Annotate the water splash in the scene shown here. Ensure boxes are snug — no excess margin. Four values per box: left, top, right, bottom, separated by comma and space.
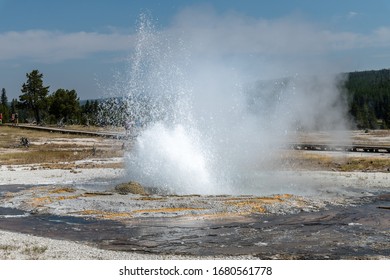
125, 123, 218, 194
107, 14, 349, 195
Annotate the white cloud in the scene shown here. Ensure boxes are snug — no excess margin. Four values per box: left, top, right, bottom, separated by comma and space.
347, 11, 359, 19
167, 8, 390, 57
1, 8, 390, 68
323, 26, 390, 51
0, 30, 134, 62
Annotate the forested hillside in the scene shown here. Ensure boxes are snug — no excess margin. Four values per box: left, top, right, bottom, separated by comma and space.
1, 69, 390, 129
344, 69, 390, 129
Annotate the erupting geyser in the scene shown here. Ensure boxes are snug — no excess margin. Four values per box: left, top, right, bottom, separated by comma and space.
104, 13, 349, 195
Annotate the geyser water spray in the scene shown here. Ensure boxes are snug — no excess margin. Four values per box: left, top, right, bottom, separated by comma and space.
117, 15, 223, 195
107, 14, 349, 195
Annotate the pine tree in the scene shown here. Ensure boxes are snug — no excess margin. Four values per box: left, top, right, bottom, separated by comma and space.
19, 70, 50, 124
49, 88, 80, 123
1, 88, 8, 105
1, 88, 9, 122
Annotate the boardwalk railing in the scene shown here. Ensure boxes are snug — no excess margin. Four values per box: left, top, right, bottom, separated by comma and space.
4, 124, 127, 139
289, 143, 390, 153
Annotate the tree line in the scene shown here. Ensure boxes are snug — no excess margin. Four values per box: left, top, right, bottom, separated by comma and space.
1, 70, 99, 126
1, 68, 390, 129
344, 69, 390, 129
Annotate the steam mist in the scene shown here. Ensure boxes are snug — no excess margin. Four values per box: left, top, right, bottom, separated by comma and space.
107, 10, 350, 195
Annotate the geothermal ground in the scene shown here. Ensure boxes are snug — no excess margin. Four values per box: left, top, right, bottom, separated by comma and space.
0, 126, 389, 259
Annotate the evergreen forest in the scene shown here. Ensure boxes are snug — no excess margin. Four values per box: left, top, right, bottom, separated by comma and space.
0, 68, 390, 130
344, 69, 390, 129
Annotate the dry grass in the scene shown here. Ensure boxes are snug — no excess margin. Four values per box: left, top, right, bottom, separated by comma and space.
0, 126, 124, 166
0, 150, 95, 165
337, 157, 390, 172
282, 152, 335, 170
292, 130, 390, 146
0, 126, 86, 142
283, 151, 390, 172
39, 160, 124, 170
62, 125, 126, 133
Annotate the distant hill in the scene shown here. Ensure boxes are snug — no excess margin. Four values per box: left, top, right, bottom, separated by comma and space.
344, 69, 390, 129
6, 69, 388, 129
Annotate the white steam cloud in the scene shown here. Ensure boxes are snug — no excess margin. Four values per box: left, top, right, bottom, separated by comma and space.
115, 9, 351, 195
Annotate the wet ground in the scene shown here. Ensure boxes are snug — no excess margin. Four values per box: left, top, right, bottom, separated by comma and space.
101, 195, 390, 259
1, 128, 389, 259
0, 188, 389, 259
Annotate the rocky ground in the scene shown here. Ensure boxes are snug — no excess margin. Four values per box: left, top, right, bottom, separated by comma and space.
1, 167, 389, 259
0, 127, 389, 259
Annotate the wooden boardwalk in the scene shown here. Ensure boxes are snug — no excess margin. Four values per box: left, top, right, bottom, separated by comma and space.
4, 124, 127, 139
5, 124, 390, 153
289, 143, 390, 153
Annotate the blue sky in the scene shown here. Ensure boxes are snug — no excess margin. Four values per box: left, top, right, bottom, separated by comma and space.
1, 0, 390, 100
